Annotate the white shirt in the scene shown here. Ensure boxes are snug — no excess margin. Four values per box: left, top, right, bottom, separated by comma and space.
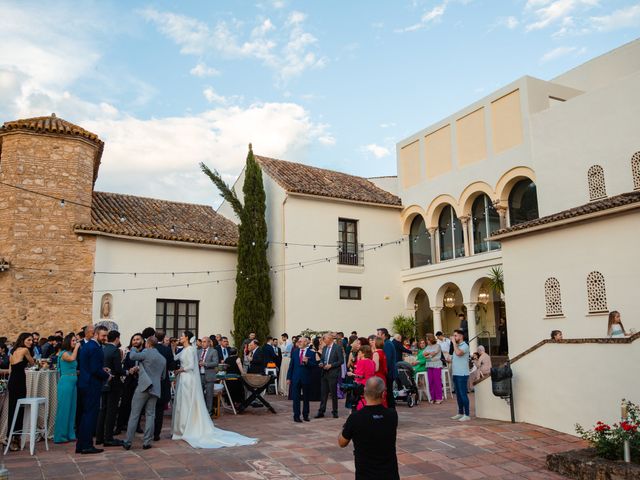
323, 344, 333, 364
199, 348, 208, 374
437, 338, 451, 359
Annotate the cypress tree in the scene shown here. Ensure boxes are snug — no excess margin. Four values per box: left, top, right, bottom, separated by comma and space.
200, 145, 272, 346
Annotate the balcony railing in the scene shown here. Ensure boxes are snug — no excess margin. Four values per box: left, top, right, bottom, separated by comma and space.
337, 242, 364, 266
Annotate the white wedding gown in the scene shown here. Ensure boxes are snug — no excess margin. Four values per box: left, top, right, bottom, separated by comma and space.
171, 345, 257, 448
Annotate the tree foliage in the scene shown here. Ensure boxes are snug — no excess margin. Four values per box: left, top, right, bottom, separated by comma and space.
200, 145, 272, 346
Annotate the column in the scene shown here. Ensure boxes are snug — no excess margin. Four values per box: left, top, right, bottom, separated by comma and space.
428, 227, 437, 264
465, 302, 478, 351
432, 307, 443, 335
459, 215, 470, 257
495, 204, 508, 229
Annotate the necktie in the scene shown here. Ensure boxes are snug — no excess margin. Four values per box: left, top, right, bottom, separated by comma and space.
299, 349, 304, 363
201, 349, 206, 362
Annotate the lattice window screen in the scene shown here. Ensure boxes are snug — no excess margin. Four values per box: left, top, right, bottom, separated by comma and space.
587, 165, 607, 201
586, 271, 608, 313
544, 277, 563, 316
632, 152, 640, 190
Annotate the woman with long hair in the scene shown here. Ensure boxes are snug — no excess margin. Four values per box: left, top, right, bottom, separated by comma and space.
607, 311, 629, 338
54, 333, 80, 443
6, 332, 35, 450
424, 333, 444, 404
371, 336, 388, 408
171, 330, 256, 448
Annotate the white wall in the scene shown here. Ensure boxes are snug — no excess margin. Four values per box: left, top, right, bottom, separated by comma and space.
501, 210, 640, 357
531, 70, 640, 216
280, 195, 404, 336
475, 338, 640, 435
92, 235, 237, 342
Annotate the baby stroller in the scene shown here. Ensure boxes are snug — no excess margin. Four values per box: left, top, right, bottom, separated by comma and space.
394, 361, 419, 407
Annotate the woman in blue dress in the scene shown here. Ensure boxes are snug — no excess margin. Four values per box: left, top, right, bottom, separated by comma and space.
54, 333, 80, 443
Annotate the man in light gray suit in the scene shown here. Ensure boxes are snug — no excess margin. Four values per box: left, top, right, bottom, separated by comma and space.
122, 336, 166, 450
198, 337, 219, 415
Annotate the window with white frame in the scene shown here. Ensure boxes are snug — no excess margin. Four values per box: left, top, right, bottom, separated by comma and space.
632, 152, 640, 190
587, 165, 607, 201
544, 277, 563, 317
586, 271, 608, 313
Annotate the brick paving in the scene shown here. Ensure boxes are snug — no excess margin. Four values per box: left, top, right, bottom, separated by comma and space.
1, 395, 585, 479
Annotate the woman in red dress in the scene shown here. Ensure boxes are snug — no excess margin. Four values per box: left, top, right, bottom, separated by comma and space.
371, 336, 388, 407
348, 345, 376, 410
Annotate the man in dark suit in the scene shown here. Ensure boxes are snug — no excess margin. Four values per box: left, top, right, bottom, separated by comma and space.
377, 328, 397, 409
262, 336, 278, 367
76, 325, 110, 454
197, 337, 219, 415
96, 330, 125, 446
271, 338, 282, 371
154, 331, 175, 441
315, 333, 345, 419
287, 337, 317, 422
247, 339, 265, 374
215, 336, 230, 362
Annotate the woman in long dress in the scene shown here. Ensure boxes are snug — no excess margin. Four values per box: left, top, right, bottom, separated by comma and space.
171, 331, 256, 449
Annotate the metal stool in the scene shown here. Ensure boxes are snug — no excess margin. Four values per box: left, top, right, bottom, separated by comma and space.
4, 397, 49, 456
441, 369, 452, 400
414, 371, 430, 402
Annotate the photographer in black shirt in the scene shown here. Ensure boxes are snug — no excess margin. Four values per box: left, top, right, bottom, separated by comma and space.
338, 376, 399, 480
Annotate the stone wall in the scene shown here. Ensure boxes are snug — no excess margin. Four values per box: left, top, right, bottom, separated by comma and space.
0, 131, 97, 338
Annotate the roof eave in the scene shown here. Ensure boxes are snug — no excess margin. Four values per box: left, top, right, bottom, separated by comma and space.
75, 228, 238, 251
490, 202, 640, 241
287, 191, 403, 209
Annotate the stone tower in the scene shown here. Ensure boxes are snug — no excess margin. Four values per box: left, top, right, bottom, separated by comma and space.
0, 114, 103, 337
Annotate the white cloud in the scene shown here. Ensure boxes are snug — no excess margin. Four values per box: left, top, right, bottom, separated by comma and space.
590, 4, 640, 31
502, 16, 520, 29
539, 45, 586, 63
525, 0, 599, 32
190, 62, 220, 77
318, 135, 336, 146
397, 1, 448, 33
203, 87, 227, 104
362, 144, 391, 159
379, 122, 396, 129
140, 8, 326, 83
84, 102, 333, 205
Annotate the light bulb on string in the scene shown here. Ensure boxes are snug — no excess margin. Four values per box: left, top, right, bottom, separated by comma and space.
60, 199, 65, 207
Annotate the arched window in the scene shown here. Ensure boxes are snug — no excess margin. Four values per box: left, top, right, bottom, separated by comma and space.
586, 271, 608, 313
438, 205, 464, 261
544, 278, 563, 317
587, 165, 607, 200
471, 194, 500, 254
632, 152, 640, 190
409, 215, 432, 267
508, 179, 539, 227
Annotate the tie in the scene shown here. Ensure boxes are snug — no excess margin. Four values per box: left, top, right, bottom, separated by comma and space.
223, 348, 227, 359
299, 349, 304, 363
201, 349, 206, 362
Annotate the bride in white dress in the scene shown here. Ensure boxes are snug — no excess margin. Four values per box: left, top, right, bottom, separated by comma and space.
171, 331, 256, 448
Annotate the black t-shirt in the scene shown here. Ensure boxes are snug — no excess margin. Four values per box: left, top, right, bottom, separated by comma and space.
341, 404, 399, 480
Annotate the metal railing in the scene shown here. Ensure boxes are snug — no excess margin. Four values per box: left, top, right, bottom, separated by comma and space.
337, 242, 364, 266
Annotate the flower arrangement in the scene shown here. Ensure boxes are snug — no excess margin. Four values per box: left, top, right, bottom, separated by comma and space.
575, 399, 640, 462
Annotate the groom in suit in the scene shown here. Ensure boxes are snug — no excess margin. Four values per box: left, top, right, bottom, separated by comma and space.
76, 325, 110, 454
315, 333, 345, 419
123, 336, 166, 450
287, 337, 317, 422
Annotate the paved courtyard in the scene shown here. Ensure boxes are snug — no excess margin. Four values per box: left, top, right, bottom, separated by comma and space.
2, 395, 584, 479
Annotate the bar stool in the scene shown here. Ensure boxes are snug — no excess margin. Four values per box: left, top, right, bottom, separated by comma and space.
441, 369, 452, 400
212, 384, 225, 418
264, 367, 278, 394
4, 397, 49, 456
415, 371, 430, 402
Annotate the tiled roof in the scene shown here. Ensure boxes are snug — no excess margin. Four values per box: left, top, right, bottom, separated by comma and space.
255, 155, 402, 207
492, 191, 640, 239
1, 114, 102, 143
75, 191, 238, 247
1, 114, 104, 184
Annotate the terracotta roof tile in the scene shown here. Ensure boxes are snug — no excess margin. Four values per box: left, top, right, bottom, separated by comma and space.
1, 114, 104, 184
492, 191, 640, 238
75, 191, 238, 247
255, 155, 402, 207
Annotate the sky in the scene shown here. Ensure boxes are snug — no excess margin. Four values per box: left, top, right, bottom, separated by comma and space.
1, 0, 639, 207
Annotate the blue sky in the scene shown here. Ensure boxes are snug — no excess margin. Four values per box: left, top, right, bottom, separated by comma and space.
1, 0, 639, 206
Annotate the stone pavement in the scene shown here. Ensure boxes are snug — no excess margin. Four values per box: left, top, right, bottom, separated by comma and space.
1, 395, 584, 479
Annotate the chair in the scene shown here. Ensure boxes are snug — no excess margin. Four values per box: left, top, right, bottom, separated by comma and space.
4, 397, 49, 456
441, 369, 452, 400
212, 384, 225, 419
237, 374, 277, 414
264, 367, 278, 394
414, 371, 430, 402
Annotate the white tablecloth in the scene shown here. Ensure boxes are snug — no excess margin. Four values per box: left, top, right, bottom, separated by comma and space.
0, 369, 58, 443
278, 357, 290, 396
